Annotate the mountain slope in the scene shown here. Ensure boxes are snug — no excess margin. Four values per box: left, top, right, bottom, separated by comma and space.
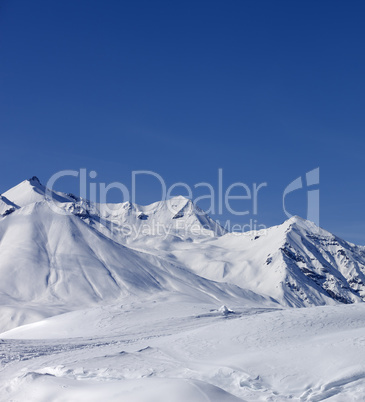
2, 299, 365, 401
1, 176, 365, 327
127, 216, 365, 307
0, 199, 272, 332
2, 176, 73, 207
2, 177, 365, 402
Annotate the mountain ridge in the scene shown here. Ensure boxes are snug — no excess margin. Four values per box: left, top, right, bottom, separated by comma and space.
1, 177, 365, 332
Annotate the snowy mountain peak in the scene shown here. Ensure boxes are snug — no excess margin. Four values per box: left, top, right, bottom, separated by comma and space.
2, 177, 75, 207
89, 196, 227, 239
2, 177, 47, 207
167, 196, 194, 216
281, 215, 330, 240
169, 195, 191, 201
286, 215, 305, 224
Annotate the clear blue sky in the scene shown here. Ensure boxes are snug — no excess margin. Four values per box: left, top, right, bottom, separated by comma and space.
1, 0, 365, 243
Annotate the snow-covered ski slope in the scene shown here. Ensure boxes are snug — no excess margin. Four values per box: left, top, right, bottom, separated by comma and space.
2, 296, 365, 401
1, 177, 365, 401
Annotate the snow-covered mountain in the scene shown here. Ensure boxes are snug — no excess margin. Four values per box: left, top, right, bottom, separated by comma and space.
1, 176, 365, 333
139, 216, 365, 307
61, 195, 228, 241
0, 178, 270, 332
2, 176, 73, 207
2, 177, 365, 401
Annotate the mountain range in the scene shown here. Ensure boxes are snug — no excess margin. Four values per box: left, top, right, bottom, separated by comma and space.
0, 176, 365, 334
2, 177, 365, 401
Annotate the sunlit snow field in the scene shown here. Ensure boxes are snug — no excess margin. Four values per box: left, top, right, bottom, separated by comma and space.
2, 296, 365, 401
1, 178, 365, 401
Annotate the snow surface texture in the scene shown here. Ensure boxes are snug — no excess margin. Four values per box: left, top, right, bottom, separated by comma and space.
1, 177, 365, 401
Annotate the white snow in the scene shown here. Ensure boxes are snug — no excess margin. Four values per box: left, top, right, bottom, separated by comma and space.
2, 297, 365, 401
1, 177, 365, 401
2, 176, 72, 207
